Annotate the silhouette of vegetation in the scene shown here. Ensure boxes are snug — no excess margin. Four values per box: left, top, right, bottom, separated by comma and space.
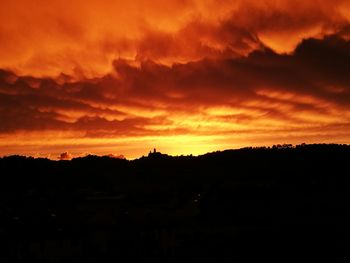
0, 144, 350, 262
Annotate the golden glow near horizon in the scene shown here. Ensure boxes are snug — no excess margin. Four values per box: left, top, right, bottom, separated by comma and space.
1, 0, 350, 159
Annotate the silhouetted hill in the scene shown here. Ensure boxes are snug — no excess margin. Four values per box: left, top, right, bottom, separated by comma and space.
1, 144, 350, 263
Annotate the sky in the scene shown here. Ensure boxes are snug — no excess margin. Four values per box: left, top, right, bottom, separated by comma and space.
1, 0, 350, 159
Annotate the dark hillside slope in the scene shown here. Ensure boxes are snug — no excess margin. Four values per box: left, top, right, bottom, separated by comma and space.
0, 144, 350, 262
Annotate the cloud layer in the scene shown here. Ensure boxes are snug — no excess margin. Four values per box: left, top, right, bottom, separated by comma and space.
0, 1, 350, 158
1, 0, 349, 78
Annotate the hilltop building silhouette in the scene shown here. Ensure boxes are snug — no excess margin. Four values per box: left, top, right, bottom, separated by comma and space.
148, 148, 162, 158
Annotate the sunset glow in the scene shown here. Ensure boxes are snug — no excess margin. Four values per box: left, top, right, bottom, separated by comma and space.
1, 0, 350, 159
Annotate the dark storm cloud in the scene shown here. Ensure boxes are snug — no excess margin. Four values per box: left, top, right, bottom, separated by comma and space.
1, 34, 350, 139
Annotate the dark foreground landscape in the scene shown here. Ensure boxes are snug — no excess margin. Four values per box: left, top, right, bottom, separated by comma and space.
1, 144, 350, 262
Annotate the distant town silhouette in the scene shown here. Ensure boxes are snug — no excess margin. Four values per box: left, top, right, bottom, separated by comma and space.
1, 144, 350, 262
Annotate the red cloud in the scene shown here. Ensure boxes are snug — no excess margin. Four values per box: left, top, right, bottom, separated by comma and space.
0, 0, 349, 78
0, 1, 350, 158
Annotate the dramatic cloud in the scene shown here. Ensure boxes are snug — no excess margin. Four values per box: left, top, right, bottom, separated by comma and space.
0, 1, 350, 158
1, 0, 349, 78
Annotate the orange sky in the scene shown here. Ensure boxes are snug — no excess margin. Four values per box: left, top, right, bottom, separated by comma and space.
1, 0, 350, 159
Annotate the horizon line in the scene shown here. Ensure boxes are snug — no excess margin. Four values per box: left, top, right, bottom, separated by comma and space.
1, 143, 349, 161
